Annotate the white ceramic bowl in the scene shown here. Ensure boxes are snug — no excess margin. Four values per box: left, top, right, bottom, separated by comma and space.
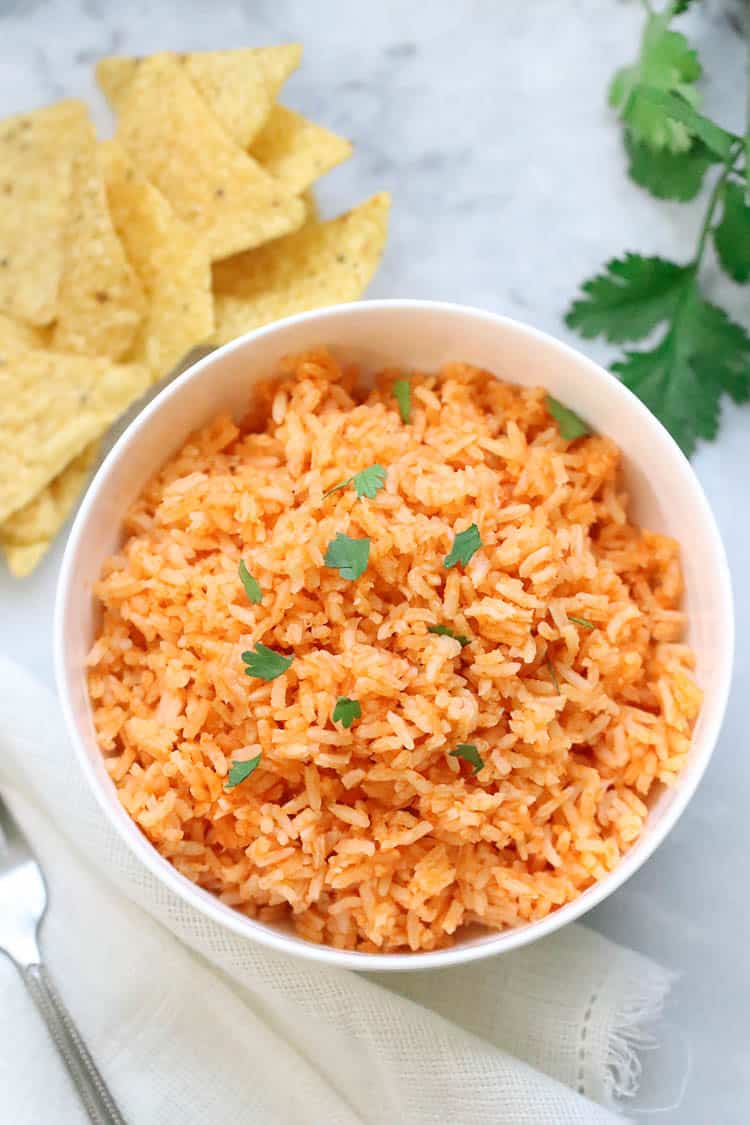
55, 300, 734, 971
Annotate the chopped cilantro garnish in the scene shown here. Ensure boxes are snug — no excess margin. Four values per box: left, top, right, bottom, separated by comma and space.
444, 523, 482, 569
428, 624, 471, 648
449, 744, 485, 774
238, 559, 262, 605
241, 643, 293, 681
226, 754, 262, 789
332, 697, 361, 729
393, 378, 411, 423
545, 395, 592, 440
324, 532, 370, 581
545, 655, 560, 691
323, 464, 387, 500
568, 615, 595, 630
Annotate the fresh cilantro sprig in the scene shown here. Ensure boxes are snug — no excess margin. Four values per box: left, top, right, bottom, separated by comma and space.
444, 524, 482, 569
238, 560, 262, 605
449, 744, 485, 774
566, 0, 750, 457
393, 378, 411, 423
323, 464, 387, 500
226, 754, 262, 789
324, 532, 371, 580
242, 643, 293, 681
545, 396, 591, 440
428, 624, 471, 647
608, 4, 703, 154
332, 697, 361, 728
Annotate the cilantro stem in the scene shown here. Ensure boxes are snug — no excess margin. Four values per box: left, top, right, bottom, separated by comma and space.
692, 144, 743, 267
646, 140, 747, 416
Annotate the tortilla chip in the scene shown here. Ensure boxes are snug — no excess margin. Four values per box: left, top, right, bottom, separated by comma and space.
302, 188, 319, 223
0, 442, 99, 576
0, 349, 149, 523
212, 193, 390, 344
114, 54, 305, 261
0, 99, 91, 325
182, 46, 301, 147
258, 44, 303, 100
250, 105, 352, 195
99, 140, 213, 378
97, 45, 301, 146
52, 121, 146, 359
0, 313, 49, 355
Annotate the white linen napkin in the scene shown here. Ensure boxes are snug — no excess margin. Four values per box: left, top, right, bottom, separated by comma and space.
0, 653, 674, 1124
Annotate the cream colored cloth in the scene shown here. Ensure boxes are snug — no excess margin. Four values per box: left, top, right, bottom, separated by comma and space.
0, 653, 672, 1124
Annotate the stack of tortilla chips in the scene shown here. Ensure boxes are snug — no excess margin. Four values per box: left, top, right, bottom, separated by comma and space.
0, 46, 390, 576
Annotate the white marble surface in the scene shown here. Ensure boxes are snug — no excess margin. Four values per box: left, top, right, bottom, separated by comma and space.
0, 0, 748, 1119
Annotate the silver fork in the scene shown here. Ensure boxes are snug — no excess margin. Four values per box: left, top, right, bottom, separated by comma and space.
0, 792, 127, 1124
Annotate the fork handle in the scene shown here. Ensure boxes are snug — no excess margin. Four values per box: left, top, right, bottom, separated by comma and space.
23, 963, 127, 1125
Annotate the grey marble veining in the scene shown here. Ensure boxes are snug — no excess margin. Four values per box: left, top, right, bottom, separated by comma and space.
0, 1, 748, 1120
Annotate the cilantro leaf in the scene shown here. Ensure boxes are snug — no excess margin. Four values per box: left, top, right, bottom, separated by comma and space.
428, 624, 471, 648
226, 754, 262, 789
685, 298, 750, 404
609, 15, 702, 153
612, 290, 750, 456
614, 336, 717, 452
238, 560, 262, 605
624, 132, 716, 202
324, 532, 370, 581
444, 524, 482, 569
568, 0, 749, 458
632, 87, 737, 160
393, 378, 411, 423
241, 643, 293, 681
565, 254, 691, 342
545, 396, 591, 440
568, 615, 595, 630
332, 697, 361, 728
323, 464, 387, 500
352, 465, 387, 499
714, 180, 750, 283
449, 744, 485, 774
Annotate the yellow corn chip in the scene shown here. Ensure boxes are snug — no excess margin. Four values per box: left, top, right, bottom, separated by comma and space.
97, 45, 301, 146
2, 541, 45, 579
250, 105, 352, 195
212, 193, 390, 344
0, 313, 49, 354
0, 443, 99, 577
0, 311, 92, 570
52, 121, 146, 359
182, 46, 301, 147
0, 99, 91, 326
302, 188, 319, 223
258, 44, 303, 100
95, 55, 139, 108
99, 140, 213, 379
114, 54, 305, 261
0, 349, 149, 523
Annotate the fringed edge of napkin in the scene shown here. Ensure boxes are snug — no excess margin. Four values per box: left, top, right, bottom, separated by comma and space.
597, 957, 679, 1110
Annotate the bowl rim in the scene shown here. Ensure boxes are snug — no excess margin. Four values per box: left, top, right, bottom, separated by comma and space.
54, 298, 735, 972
